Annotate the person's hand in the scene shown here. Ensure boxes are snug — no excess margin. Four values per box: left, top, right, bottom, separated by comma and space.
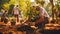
30, 22, 35, 26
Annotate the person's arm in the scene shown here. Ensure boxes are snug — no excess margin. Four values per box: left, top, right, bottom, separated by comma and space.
35, 11, 44, 24
35, 15, 44, 25
35, 7, 44, 25
12, 9, 14, 15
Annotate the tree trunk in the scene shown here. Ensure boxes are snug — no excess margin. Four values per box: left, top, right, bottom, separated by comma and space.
50, 0, 55, 23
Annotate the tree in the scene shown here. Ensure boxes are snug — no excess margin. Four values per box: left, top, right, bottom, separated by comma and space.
35, 0, 45, 7
54, 0, 60, 23
0, 0, 10, 11
18, 0, 31, 19
8, 4, 14, 15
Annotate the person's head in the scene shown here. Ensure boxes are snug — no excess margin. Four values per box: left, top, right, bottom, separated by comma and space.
32, 6, 35, 7
5, 10, 7, 13
16, 5, 18, 7
36, 6, 40, 11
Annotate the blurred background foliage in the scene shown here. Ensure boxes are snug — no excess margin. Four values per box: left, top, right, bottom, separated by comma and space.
0, 0, 60, 19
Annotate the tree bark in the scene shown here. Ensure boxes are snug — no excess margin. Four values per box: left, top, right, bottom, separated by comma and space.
50, 0, 55, 22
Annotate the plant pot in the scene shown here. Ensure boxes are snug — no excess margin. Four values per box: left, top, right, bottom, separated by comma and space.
11, 21, 16, 26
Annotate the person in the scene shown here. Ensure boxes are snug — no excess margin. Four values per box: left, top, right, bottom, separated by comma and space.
13, 5, 19, 22
25, 6, 49, 29
1, 10, 8, 23
2, 10, 7, 17
35, 6, 50, 29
